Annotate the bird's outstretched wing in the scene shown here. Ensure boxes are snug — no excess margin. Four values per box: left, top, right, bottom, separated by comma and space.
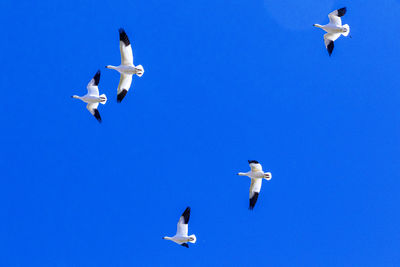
87, 70, 100, 97
116, 74, 133, 103
324, 33, 341, 56
248, 160, 263, 172
86, 103, 101, 123
119, 28, 134, 66
176, 207, 190, 236
249, 178, 262, 210
328, 7, 346, 26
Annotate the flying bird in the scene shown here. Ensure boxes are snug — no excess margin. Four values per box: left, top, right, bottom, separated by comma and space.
163, 207, 197, 248
313, 7, 350, 56
237, 160, 272, 210
71, 70, 107, 123
106, 28, 144, 103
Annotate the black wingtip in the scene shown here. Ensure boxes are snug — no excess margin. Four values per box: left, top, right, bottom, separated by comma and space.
249, 192, 259, 210
181, 207, 191, 224
93, 70, 101, 86
181, 243, 189, 248
119, 28, 130, 46
337, 7, 347, 17
248, 160, 259, 164
327, 41, 334, 56
93, 109, 102, 123
117, 89, 128, 103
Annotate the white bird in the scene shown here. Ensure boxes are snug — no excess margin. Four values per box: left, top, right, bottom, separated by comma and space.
163, 207, 197, 248
106, 28, 144, 103
71, 70, 107, 123
237, 160, 272, 210
313, 7, 350, 56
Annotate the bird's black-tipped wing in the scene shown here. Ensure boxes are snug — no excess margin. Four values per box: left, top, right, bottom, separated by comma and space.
118, 29, 134, 66
92, 70, 100, 86
93, 109, 102, 123
327, 41, 334, 56
117, 89, 128, 103
249, 178, 262, 210
181, 243, 189, 248
176, 207, 191, 236
86, 103, 102, 123
328, 7, 347, 26
337, 7, 347, 17
119, 28, 130, 46
181, 207, 191, 224
248, 160, 263, 172
87, 70, 101, 96
249, 192, 259, 210
323, 32, 340, 57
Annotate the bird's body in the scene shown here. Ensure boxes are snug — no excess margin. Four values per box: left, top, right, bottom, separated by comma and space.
238, 170, 266, 179
163, 207, 197, 248
163, 235, 194, 245
238, 160, 272, 210
106, 65, 142, 75
74, 95, 105, 104
106, 28, 144, 103
71, 70, 107, 123
313, 7, 350, 56
314, 24, 348, 34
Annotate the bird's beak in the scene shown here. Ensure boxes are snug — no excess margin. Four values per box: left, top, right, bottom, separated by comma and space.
70, 96, 74, 98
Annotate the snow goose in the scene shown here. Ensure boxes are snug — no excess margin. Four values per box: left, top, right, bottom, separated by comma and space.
71, 70, 107, 123
163, 207, 197, 248
106, 28, 144, 103
313, 7, 350, 56
237, 160, 272, 210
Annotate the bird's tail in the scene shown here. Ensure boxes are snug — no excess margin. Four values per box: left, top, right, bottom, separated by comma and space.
135, 65, 144, 77
99, 94, 107, 104
342, 24, 350, 37
264, 172, 272, 180
189, 234, 197, 243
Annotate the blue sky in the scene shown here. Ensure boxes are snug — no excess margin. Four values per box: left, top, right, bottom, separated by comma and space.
1, 0, 400, 266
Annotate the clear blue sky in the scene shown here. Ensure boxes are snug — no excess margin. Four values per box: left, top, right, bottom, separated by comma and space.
1, 0, 400, 266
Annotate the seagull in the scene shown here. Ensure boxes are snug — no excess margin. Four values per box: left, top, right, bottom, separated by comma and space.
163, 207, 197, 248
237, 160, 272, 210
313, 7, 350, 56
71, 70, 107, 123
106, 28, 144, 103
